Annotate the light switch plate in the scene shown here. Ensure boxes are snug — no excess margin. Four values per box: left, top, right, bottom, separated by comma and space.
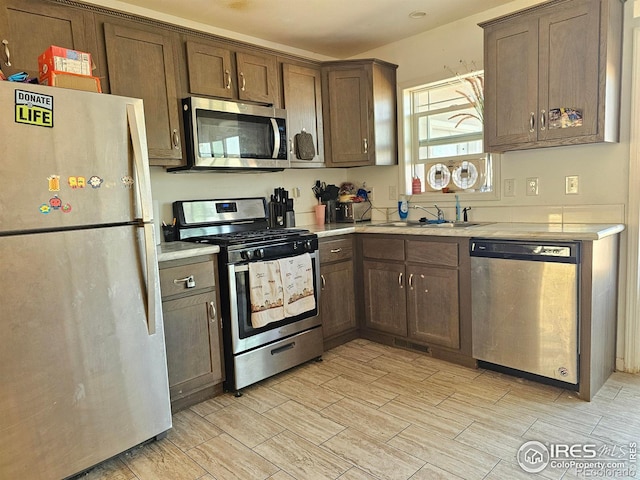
566, 175, 579, 194
504, 178, 516, 197
526, 177, 539, 196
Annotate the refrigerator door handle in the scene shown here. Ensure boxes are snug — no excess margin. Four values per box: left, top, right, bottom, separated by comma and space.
127, 103, 159, 335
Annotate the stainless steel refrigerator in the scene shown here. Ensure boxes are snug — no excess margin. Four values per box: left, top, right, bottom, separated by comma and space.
0, 82, 172, 479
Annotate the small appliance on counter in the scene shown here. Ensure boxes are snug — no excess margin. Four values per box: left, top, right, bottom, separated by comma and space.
269, 187, 295, 228
336, 201, 372, 223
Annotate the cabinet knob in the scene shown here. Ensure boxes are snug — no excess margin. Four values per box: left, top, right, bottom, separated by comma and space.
172, 129, 180, 149
1, 39, 10, 67
240, 72, 246, 91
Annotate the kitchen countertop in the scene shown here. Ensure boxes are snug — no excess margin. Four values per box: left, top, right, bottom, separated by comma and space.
157, 241, 220, 262
304, 222, 625, 241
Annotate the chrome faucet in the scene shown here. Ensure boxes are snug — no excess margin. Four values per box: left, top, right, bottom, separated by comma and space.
412, 204, 445, 221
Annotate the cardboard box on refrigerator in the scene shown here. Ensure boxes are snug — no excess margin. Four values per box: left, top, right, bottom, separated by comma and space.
40, 71, 102, 93
38, 46, 93, 79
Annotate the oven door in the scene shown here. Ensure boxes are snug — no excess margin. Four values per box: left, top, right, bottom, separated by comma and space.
227, 251, 321, 354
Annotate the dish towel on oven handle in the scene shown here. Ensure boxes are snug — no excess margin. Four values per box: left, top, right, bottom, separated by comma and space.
279, 252, 316, 318
249, 260, 285, 328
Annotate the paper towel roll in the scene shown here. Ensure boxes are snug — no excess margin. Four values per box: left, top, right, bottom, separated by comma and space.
153, 200, 161, 245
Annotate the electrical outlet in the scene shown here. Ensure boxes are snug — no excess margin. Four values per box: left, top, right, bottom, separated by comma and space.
526, 177, 539, 196
389, 185, 397, 200
565, 175, 579, 195
292, 187, 301, 198
504, 178, 516, 197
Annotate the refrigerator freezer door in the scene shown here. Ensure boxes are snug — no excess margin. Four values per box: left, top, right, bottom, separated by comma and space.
0, 226, 171, 480
0, 82, 145, 234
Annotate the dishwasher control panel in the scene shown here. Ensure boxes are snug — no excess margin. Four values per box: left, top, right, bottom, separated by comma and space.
470, 239, 580, 264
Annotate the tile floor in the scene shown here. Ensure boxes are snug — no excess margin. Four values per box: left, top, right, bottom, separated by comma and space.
79, 339, 640, 480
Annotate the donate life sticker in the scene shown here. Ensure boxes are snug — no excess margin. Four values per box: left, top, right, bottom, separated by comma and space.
15, 89, 53, 128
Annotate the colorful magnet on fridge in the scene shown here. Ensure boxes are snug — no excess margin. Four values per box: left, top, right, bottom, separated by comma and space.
88, 175, 103, 188
68, 176, 86, 189
39, 203, 51, 214
61, 203, 72, 213
121, 175, 134, 188
49, 195, 62, 210
47, 175, 60, 191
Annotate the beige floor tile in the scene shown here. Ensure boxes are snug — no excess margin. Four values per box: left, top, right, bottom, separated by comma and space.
263, 400, 346, 445
270, 376, 344, 411
372, 375, 452, 405
366, 355, 435, 382
436, 395, 536, 436
188, 396, 225, 417
119, 438, 206, 480
387, 424, 499, 480
267, 471, 296, 479
321, 397, 410, 442
204, 403, 285, 448
409, 462, 465, 479
166, 409, 222, 451
378, 399, 470, 438
187, 433, 279, 480
330, 342, 385, 363
322, 427, 425, 480
228, 383, 290, 414
323, 374, 398, 407
322, 356, 389, 383
412, 356, 482, 379
254, 430, 353, 479
522, 418, 599, 446
78, 457, 136, 480
425, 375, 509, 403
289, 361, 341, 385
337, 467, 380, 479
453, 421, 527, 461
484, 460, 564, 480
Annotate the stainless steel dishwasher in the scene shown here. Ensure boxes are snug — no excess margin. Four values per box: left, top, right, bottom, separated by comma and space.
470, 238, 580, 385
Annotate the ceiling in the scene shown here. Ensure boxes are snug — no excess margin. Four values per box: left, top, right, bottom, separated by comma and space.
113, 0, 520, 58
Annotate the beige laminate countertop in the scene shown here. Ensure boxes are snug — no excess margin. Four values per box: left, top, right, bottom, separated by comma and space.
304, 222, 625, 241
157, 241, 220, 262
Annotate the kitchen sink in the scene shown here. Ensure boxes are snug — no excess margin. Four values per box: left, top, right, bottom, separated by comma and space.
373, 221, 489, 228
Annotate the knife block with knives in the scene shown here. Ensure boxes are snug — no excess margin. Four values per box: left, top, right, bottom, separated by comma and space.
269, 188, 295, 228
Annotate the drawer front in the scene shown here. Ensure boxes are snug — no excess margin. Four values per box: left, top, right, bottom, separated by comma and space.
319, 238, 353, 263
361, 237, 405, 261
406, 240, 458, 267
160, 261, 215, 298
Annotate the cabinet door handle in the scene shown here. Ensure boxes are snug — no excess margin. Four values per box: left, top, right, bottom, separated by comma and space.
363, 138, 368, 154
330, 248, 342, 253
529, 112, 535, 133
174, 275, 196, 288
408, 273, 414, 289
540, 110, 546, 131
320, 274, 326, 290
398, 272, 403, 288
224, 69, 231, 89
2, 39, 10, 67
240, 72, 246, 91
289, 138, 294, 154
172, 129, 180, 149
209, 301, 217, 324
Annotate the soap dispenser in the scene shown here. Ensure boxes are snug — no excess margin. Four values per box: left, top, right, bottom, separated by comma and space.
398, 195, 409, 220
455, 195, 461, 222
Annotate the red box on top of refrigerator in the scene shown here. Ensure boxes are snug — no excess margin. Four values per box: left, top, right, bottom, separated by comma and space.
38, 46, 93, 80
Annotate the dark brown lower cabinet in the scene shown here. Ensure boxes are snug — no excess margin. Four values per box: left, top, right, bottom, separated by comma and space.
359, 235, 472, 365
159, 255, 223, 412
319, 237, 357, 349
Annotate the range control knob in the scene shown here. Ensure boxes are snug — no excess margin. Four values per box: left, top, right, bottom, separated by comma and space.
255, 248, 265, 259
305, 240, 314, 251
241, 250, 253, 261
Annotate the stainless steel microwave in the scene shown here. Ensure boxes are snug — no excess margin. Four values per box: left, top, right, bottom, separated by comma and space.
169, 97, 289, 172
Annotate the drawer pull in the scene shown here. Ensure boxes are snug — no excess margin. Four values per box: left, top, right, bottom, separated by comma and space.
330, 248, 342, 253
271, 342, 295, 355
174, 275, 196, 288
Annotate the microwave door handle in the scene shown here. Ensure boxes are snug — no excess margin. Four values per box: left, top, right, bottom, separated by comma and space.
270, 118, 280, 159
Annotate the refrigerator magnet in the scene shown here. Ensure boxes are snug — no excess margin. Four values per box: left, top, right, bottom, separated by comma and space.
88, 176, 103, 188
121, 175, 134, 188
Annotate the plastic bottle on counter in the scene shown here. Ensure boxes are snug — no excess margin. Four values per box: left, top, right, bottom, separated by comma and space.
412, 176, 422, 194
398, 195, 409, 220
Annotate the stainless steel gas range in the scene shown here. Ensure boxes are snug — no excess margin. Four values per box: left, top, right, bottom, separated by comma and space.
173, 197, 323, 394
